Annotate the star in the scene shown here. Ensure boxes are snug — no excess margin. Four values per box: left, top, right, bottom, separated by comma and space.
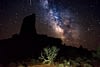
99, 22, 100, 25
0, 24, 3, 26
87, 27, 91, 31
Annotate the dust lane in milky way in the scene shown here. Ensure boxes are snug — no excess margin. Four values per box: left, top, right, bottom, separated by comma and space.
39, 0, 80, 46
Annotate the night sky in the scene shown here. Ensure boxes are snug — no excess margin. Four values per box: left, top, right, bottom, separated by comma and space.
0, 0, 100, 50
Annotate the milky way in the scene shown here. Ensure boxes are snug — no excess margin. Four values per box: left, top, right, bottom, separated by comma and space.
0, 0, 99, 50
39, 0, 80, 46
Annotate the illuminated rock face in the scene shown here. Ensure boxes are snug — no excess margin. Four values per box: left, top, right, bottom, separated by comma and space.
20, 14, 37, 38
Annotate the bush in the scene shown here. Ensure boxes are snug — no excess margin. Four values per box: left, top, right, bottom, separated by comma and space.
93, 46, 100, 60
39, 46, 59, 65
57, 63, 64, 67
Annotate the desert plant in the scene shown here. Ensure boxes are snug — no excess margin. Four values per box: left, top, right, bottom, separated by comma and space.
17, 64, 24, 67
83, 63, 93, 67
69, 59, 80, 67
92, 46, 100, 60
57, 63, 64, 67
76, 57, 83, 63
75, 57, 92, 67
63, 60, 70, 67
39, 46, 59, 65
31, 59, 36, 64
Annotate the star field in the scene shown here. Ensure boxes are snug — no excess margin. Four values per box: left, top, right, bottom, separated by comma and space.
0, 0, 100, 50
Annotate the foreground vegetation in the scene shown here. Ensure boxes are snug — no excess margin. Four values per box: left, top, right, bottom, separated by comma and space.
4, 46, 100, 67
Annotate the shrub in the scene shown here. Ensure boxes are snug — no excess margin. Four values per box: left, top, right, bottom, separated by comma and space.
57, 63, 64, 67
63, 60, 70, 67
92, 46, 100, 60
39, 46, 59, 65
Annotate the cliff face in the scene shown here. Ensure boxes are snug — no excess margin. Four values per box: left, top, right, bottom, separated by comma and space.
20, 14, 37, 38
